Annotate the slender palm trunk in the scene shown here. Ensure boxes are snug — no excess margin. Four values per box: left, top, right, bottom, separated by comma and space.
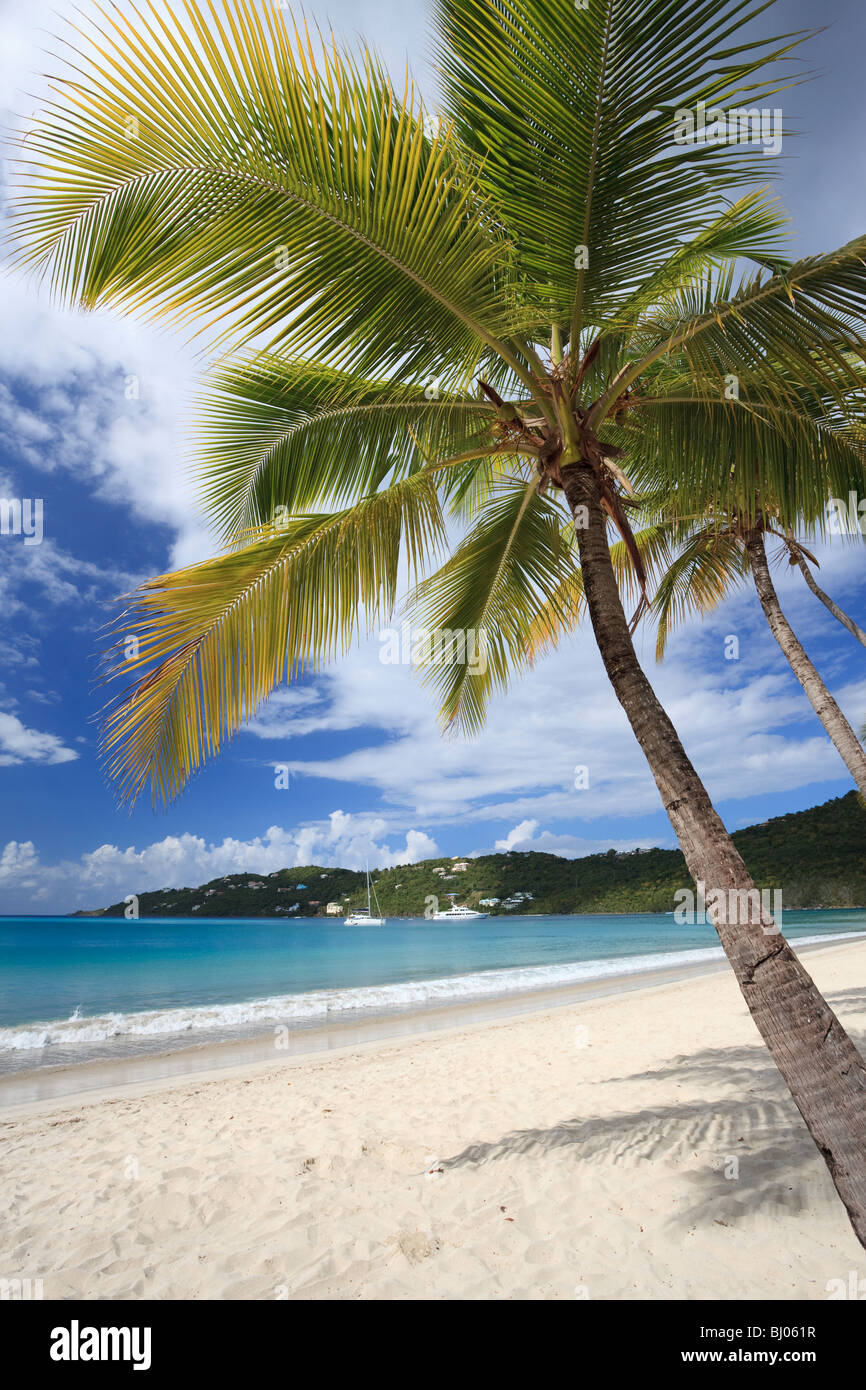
789, 547, 866, 648
746, 530, 866, 797
562, 461, 866, 1248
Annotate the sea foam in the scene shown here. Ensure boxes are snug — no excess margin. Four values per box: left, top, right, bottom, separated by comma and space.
1, 930, 862, 1053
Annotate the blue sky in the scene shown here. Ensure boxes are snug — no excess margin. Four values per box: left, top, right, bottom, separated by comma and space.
0, 0, 864, 914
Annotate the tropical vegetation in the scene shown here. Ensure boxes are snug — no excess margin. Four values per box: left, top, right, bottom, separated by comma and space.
9, 0, 866, 1244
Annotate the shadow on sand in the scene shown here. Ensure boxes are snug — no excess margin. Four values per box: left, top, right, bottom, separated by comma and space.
438, 988, 866, 1231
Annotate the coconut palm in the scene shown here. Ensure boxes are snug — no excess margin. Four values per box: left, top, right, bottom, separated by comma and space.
614, 346, 866, 792
784, 534, 866, 648
649, 510, 866, 793
9, 0, 866, 1244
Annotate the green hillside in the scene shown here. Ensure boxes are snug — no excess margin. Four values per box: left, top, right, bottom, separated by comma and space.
80, 792, 866, 919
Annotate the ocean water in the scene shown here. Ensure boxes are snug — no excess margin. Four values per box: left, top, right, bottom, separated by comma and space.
1, 911, 864, 1075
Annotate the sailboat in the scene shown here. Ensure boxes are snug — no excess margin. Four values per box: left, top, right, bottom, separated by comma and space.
344, 864, 386, 926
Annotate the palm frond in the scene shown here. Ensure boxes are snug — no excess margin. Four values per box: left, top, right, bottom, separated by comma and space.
196, 352, 498, 537
651, 527, 750, 658
405, 481, 572, 732
435, 0, 807, 346
101, 474, 445, 805
9, 0, 521, 385
593, 244, 866, 429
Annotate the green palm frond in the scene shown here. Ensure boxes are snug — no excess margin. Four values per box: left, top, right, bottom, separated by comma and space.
594, 245, 866, 430
651, 527, 750, 659
9, 0, 523, 385
101, 474, 445, 805
405, 481, 572, 732
616, 390, 866, 526
435, 0, 806, 344
598, 194, 790, 348
197, 353, 499, 537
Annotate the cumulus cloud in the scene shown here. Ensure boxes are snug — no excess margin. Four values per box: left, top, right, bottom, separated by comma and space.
495, 820, 540, 852
0, 811, 439, 913
486, 821, 662, 859
0, 711, 78, 766
0, 838, 39, 884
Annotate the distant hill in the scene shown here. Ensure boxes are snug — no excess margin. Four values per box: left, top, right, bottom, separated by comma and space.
77, 792, 866, 919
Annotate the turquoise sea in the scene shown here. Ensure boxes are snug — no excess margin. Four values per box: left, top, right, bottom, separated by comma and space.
1, 910, 864, 1074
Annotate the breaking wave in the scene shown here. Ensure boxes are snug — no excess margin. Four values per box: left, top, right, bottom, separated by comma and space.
1, 930, 862, 1053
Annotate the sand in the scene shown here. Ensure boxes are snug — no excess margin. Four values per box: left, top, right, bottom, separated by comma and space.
2, 938, 865, 1300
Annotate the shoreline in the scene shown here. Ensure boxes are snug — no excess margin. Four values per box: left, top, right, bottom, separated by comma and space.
1, 933, 859, 1116
2, 935, 864, 1299
56, 903, 866, 919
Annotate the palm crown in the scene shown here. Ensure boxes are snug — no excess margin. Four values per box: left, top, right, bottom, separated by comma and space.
9, 0, 866, 806
12, 0, 866, 1251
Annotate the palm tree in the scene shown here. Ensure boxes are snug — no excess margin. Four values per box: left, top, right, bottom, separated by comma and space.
651, 511, 866, 794
784, 534, 866, 648
9, 0, 866, 1244
629, 363, 866, 796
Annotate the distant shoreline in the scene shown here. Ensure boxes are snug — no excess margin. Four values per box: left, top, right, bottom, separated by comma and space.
60, 903, 866, 920
45, 791, 865, 920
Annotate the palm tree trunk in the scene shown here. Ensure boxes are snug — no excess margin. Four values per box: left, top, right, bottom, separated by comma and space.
562, 461, 866, 1248
789, 547, 866, 648
746, 530, 866, 797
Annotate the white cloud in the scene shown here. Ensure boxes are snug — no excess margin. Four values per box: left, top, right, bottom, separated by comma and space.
0, 811, 438, 912
0, 711, 78, 766
483, 822, 663, 859
0, 838, 38, 884
495, 819, 539, 852
0, 281, 212, 569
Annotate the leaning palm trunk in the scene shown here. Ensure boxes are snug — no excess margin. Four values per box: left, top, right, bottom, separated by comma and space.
746, 531, 866, 796
563, 463, 866, 1248
16, 0, 866, 1255
789, 546, 866, 648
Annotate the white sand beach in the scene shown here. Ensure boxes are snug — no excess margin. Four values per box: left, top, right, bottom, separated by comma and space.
2, 937, 865, 1301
